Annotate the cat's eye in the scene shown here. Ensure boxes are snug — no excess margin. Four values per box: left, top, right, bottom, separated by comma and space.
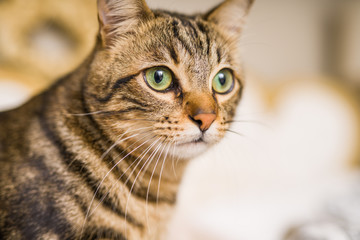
212, 69, 234, 94
144, 67, 173, 92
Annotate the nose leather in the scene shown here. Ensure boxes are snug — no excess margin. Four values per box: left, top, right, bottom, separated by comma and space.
184, 92, 217, 132
193, 113, 216, 131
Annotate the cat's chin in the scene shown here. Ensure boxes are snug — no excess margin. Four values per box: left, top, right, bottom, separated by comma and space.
171, 140, 211, 159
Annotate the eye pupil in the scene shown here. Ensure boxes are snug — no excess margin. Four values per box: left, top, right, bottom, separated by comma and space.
218, 73, 226, 85
212, 69, 234, 94
145, 67, 172, 91
154, 70, 164, 84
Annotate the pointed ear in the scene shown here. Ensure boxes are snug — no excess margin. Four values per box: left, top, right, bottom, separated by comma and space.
205, 0, 254, 41
97, 0, 153, 46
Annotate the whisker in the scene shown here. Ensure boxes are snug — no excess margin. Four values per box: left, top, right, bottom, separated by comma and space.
174, 141, 182, 169
65, 129, 148, 178
156, 139, 172, 208
108, 130, 155, 165
124, 137, 162, 233
171, 140, 178, 178
101, 129, 129, 160
81, 133, 155, 236
163, 132, 178, 178
141, 141, 166, 233
137, 138, 165, 183
225, 119, 271, 129
87, 132, 155, 217
226, 119, 265, 125
226, 129, 262, 147
67, 110, 108, 116
121, 139, 159, 240
145, 140, 169, 233
122, 138, 161, 187
101, 126, 153, 160
66, 124, 148, 169
67, 111, 158, 123
225, 129, 248, 138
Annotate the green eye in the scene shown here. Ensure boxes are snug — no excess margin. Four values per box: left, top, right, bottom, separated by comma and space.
212, 69, 234, 94
145, 67, 173, 91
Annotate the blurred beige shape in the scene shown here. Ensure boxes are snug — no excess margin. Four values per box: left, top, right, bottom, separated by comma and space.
0, 0, 98, 94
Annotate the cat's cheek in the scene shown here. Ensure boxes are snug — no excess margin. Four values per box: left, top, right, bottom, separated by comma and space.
203, 122, 226, 144
175, 123, 203, 144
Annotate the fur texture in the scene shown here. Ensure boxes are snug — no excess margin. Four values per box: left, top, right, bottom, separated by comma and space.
0, 0, 253, 239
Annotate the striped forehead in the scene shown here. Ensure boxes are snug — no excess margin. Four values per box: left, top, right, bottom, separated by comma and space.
151, 11, 227, 91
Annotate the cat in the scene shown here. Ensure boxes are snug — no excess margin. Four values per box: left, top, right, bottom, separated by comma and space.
0, 0, 254, 239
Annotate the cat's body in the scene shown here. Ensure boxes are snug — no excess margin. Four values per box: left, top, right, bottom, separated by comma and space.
0, 0, 253, 239
0, 60, 181, 239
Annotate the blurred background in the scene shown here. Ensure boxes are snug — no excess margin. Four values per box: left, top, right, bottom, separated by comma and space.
0, 0, 359, 239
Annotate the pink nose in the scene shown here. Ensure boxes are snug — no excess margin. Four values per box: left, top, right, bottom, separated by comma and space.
192, 113, 216, 132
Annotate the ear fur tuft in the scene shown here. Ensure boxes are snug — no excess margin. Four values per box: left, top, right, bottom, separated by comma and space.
205, 0, 254, 40
97, 0, 153, 46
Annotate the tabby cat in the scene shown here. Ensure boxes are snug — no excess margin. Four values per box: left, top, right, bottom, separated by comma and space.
0, 0, 253, 239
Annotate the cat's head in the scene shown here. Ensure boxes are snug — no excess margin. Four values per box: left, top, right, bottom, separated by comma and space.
84, 0, 253, 159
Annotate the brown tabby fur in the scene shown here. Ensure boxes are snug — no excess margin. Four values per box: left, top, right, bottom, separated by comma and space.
0, 0, 253, 239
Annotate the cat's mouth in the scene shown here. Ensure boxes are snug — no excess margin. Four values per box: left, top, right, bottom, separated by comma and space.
193, 137, 205, 144
177, 136, 206, 146
171, 135, 210, 159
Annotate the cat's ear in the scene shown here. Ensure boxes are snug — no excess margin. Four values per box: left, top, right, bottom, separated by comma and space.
97, 0, 153, 46
205, 0, 254, 41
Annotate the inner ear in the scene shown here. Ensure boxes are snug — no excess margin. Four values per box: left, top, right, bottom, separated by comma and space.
97, 0, 153, 46
205, 0, 254, 41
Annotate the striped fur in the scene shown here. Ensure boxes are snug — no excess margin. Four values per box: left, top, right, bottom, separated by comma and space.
0, 0, 253, 239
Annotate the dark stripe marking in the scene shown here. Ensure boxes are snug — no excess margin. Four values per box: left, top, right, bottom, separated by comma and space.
96, 75, 136, 103
217, 47, 222, 63
166, 45, 179, 64
115, 106, 148, 114
112, 75, 136, 90
196, 21, 211, 55
7, 156, 75, 239
121, 96, 150, 107
81, 107, 149, 117
172, 20, 194, 56
39, 93, 144, 229
177, 16, 199, 41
